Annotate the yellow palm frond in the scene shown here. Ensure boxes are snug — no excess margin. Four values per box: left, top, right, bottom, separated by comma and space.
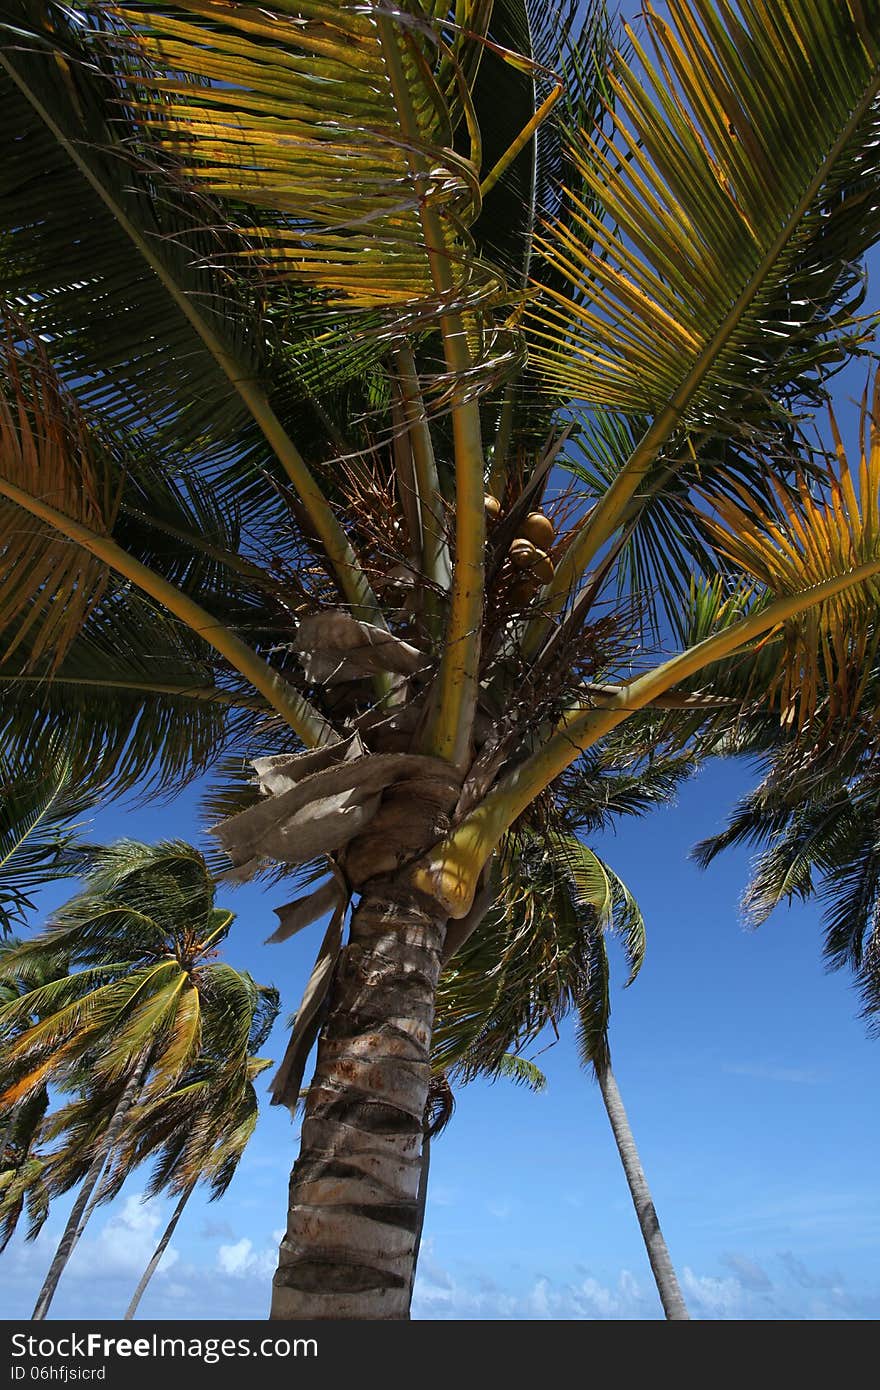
703, 378, 880, 729
106, 0, 511, 322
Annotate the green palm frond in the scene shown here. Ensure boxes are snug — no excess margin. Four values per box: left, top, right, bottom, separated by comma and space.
494, 1052, 548, 1092
0, 752, 89, 936
562, 406, 825, 635
559, 737, 697, 834
0, 594, 267, 800
693, 715, 880, 1034
549, 832, 613, 925
529, 1, 880, 425
433, 829, 645, 1081
0, 1, 259, 448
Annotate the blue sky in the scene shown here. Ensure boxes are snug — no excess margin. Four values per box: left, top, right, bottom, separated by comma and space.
2, 753, 878, 1322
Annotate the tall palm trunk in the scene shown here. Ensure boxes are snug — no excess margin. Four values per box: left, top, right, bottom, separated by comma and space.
597, 1061, 690, 1321
32, 1054, 149, 1321
271, 883, 446, 1320
124, 1180, 195, 1320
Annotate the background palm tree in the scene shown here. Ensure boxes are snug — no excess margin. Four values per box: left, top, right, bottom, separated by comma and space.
433, 826, 689, 1318
120, 1054, 273, 1320
693, 706, 880, 1032
2, 0, 880, 1315
0, 937, 69, 1253
0, 840, 278, 1319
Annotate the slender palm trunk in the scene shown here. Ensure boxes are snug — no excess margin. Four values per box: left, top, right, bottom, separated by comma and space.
32, 1054, 149, 1321
597, 1061, 690, 1321
74, 1159, 119, 1240
124, 1181, 195, 1320
271, 883, 446, 1320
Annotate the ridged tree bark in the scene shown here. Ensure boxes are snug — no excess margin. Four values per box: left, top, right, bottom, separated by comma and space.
271, 884, 446, 1320
597, 1062, 690, 1321
409, 1131, 431, 1306
124, 1180, 195, 1320
32, 1052, 149, 1321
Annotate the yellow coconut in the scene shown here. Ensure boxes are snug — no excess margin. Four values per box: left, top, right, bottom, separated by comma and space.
519, 511, 555, 550
509, 537, 538, 569
484, 494, 501, 522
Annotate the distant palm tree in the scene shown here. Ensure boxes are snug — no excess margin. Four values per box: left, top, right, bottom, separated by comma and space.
694, 733, 880, 1030
433, 830, 690, 1319
120, 1054, 273, 1320
0, 840, 277, 1319
0, 938, 69, 1253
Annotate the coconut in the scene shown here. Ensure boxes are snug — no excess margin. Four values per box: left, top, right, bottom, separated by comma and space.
519, 511, 555, 550
530, 549, 555, 585
484, 494, 501, 522
509, 537, 538, 569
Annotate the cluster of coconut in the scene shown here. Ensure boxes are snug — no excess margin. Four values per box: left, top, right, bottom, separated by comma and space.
485, 495, 556, 607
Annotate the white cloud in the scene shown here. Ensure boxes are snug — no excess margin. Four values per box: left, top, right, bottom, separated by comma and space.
721, 1252, 773, 1292
682, 1266, 747, 1318
217, 1236, 276, 1280
412, 1263, 652, 1321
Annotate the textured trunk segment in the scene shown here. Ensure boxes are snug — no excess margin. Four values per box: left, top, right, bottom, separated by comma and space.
271, 883, 446, 1320
598, 1064, 690, 1321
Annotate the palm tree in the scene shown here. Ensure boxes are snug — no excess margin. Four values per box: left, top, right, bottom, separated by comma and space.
120, 1054, 273, 1320
433, 826, 689, 1318
0, 937, 69, 1253
693, 717, 880, 1032
0, 840, 277, 1318
2, 0, 880, 1315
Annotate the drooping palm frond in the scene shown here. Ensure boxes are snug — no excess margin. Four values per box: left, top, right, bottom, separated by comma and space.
693, 727, 880, 1034
0, 322, 121, 670
0, 610, 266, 802
102, 1049, 273, 1209
432, 829, 644, 1082
106, 1, 508, 332
493, 1052, 548, 1092
0, 752, 89, 936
